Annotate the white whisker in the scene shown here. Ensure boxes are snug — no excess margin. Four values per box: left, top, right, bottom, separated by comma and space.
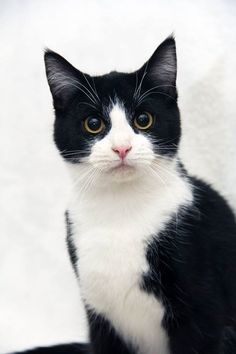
137, 90, 177, 106
137, 84, 176, 103
82, 72, 101, 103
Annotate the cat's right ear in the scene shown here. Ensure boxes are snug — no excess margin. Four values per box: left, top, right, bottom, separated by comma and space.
44, 50, 81, 110
135, 36, 177, 96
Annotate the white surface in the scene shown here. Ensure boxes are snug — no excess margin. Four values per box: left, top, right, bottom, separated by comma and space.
0, 0, 235, 352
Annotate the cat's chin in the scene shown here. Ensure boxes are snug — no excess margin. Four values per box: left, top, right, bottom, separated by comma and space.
105, 164, 143, 184
110, 163, 134, 173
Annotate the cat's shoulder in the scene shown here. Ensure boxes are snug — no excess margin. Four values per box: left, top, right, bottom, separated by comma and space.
189, 175, 235, 223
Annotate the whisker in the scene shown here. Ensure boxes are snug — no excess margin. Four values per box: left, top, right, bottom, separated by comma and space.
152, 160, 179, 180
137, 90, 177, 106
134, 61, 149, 100
66, 75, 100, 104
71, 166, 99, 193
92, 77, 100, 99
51, 73, 99, 105
78, 101, 99, 110
80, 169, 99, 196
62, 151, 90, 157
133, 72, 139, 100
138, 84, 176, 103
82, 73, 101, 103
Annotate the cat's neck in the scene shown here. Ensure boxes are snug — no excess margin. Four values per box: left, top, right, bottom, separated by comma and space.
67, 157, 193, 214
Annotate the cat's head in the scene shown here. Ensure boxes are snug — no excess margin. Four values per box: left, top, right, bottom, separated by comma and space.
44, 36, 180, 187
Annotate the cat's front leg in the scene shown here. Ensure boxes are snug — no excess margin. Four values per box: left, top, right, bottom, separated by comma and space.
87, 310, 136, 354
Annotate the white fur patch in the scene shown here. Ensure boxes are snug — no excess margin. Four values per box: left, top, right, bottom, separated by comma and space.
108, 103, 134, 146
67, 103, 193, 354
87, 103, 155, 184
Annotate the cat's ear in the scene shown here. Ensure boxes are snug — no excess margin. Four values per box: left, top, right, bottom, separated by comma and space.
44, 49, 82, 109
138, 36, 177, 90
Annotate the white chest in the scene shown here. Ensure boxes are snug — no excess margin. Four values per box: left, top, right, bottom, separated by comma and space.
74, 208, 169, 354
70, 177, 192, 354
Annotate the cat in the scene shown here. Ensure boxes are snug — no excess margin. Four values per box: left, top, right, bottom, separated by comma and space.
13, 36, 236, 354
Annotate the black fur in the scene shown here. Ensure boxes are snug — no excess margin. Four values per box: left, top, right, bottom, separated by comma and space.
142, 177, 236, 353
12, 343, 90, 354
43, 37, 236, 354
66, 211, 78, 275
86, 309, 136, 354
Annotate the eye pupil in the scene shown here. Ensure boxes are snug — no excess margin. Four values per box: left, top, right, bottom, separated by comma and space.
84, 117, 104, 134
88, 118, 100, 129
134, 112, 153, 130
137, 114, 149, 127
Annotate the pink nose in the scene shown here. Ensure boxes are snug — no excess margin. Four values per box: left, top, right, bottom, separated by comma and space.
112, 145, 132, 160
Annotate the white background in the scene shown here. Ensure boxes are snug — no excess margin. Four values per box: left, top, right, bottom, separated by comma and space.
0, 0, 236, 352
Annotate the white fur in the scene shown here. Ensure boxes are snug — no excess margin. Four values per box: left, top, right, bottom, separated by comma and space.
67, 103, 193, 353
87, 103, 155, 183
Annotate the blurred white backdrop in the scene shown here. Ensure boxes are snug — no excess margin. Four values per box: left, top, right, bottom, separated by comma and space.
0, 0, 236, 352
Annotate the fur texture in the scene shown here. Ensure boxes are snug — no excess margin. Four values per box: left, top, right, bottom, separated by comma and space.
42, 37, 236, 353
13, 344, 90, 354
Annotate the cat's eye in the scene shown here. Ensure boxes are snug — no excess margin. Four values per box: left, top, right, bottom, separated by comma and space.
134, 112, 153, 130
84, 117, 105, 134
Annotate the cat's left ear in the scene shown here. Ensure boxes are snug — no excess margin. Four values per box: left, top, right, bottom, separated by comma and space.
138, 36, 177, 90
44, 49, 84, 110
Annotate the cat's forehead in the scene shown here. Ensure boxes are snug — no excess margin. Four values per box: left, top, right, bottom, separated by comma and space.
93, 71, 136, 103
109, 102, 128, 126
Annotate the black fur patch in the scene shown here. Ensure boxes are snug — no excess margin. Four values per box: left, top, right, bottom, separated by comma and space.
65, 211, 78, 276
12, 343, 90, 354
86, 308, 136, 354
142, 177, 236, 353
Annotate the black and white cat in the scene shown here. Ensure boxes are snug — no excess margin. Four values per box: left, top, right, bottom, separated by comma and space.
14, 37, 236, 354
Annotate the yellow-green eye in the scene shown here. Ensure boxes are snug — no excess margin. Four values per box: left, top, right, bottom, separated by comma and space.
134, 112, 153, 130
84, 117, 105, 134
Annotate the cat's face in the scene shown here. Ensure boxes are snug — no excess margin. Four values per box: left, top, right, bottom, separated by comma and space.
45, 37, 180, 186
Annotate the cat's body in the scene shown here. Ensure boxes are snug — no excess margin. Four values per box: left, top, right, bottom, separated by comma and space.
63, 96, 190, 354
41, 37, 236, 354
67, 143, 191, 354
66, 159, 236, 354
